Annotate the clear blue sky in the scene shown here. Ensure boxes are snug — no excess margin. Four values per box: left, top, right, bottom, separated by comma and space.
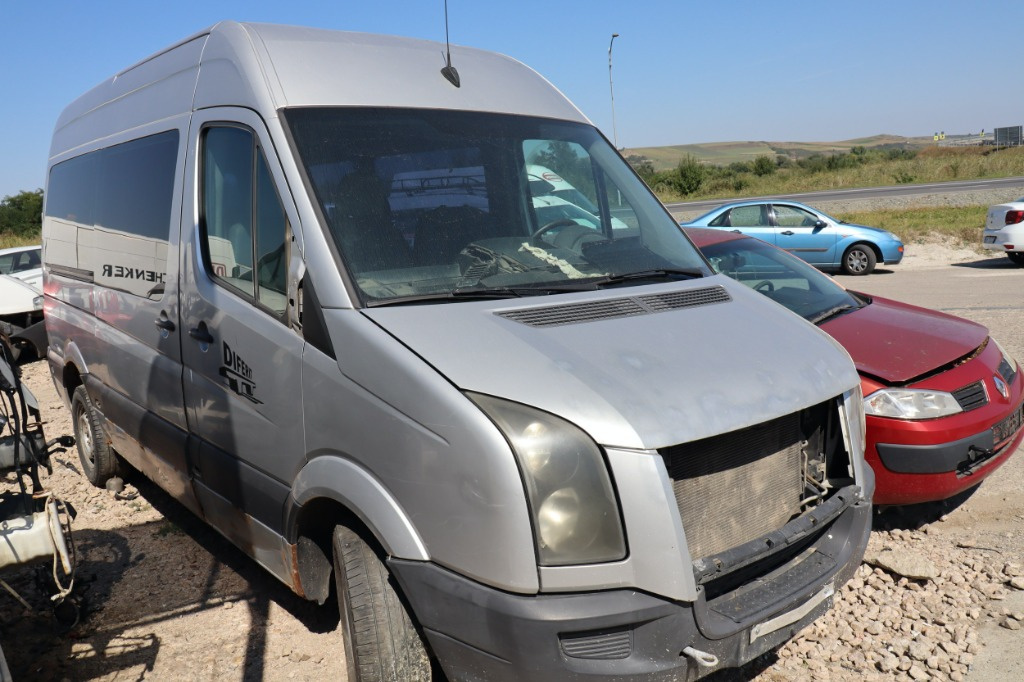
2, 0, 1021, 199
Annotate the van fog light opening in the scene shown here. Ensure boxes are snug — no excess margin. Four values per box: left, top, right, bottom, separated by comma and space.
468, 393, 626, 566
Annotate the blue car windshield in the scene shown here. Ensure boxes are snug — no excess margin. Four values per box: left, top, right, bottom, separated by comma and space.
283, 107, 709, 305
700, 237, 862, 323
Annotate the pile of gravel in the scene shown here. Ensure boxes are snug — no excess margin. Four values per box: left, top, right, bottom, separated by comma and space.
761, 527, 1023, 681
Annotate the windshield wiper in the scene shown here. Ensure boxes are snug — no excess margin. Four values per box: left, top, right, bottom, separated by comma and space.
808, 303, 859, 325
589, 268, 705, 288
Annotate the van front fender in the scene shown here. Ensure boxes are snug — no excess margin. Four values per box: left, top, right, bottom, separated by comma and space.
289, 455, 429, 561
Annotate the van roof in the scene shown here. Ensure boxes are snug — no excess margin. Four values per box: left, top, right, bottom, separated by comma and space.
50, 21, 590, 161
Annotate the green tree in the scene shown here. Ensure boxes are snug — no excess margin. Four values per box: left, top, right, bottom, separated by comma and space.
752, 155, 776, 177
0, 189, 44, 238
673, 155, 707, 195
625, 155, 655, 183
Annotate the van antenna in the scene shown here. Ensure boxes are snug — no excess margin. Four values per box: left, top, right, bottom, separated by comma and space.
440, 0, 461, 87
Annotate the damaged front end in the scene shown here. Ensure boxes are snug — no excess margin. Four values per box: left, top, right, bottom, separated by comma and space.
651, 389, 872, 673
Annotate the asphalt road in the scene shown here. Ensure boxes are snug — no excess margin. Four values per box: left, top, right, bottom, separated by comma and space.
665, 176, 1024, 217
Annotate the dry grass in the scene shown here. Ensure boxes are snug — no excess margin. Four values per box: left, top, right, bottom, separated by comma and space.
832, 205, 988, 247
654, 146, 1024, 204
0, 233, 38, 249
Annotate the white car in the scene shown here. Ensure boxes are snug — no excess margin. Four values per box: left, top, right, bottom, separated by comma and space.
983, 198, 1024, 265
0, 245, 42, 288
0, 246, 45, 360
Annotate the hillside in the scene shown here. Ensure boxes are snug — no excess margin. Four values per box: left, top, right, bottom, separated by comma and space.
626, 134, 941, 170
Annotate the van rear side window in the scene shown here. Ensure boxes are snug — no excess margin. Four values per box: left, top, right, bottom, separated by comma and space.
45, 131, 179, 298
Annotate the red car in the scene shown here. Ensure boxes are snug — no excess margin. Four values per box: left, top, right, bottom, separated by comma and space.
686, 227, 1024, 505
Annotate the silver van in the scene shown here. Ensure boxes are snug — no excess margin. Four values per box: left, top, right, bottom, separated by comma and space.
43, 21, 872, 681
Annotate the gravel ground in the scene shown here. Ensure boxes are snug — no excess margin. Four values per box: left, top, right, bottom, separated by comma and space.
2, 186, 1023, 680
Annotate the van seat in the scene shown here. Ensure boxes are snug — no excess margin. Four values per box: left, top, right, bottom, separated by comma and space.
330, 171, 413, 273
412, 206, 497, 267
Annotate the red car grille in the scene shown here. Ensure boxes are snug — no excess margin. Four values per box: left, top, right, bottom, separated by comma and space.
952, 381, 987, 412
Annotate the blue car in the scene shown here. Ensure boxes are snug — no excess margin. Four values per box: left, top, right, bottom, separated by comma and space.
681, 200, 904, 275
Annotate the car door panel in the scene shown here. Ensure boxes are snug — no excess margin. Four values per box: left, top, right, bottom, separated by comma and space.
771, 204, 838, 266
723, 204, 775, 244
180, 108, 305, 540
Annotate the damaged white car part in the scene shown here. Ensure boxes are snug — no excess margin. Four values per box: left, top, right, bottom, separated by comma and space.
0, 339, 78, 611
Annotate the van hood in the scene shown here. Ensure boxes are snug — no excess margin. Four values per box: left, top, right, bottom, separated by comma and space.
363, 277, 859, 451
821, 294, 987, 384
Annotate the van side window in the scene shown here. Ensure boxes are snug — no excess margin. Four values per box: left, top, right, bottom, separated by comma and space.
45, 131, 178, 298
201, 126, 289, 316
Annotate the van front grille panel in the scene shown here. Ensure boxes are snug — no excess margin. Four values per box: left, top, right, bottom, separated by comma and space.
497, 285, 731, 328
661, 413, 803, 560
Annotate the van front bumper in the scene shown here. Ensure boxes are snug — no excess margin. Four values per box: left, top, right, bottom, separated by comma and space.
389, 499, 870, 681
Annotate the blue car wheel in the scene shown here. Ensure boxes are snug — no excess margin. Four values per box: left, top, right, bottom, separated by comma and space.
842, 244, 877, 275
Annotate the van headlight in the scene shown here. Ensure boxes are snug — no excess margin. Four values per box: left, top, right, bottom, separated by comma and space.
864, 388, 962, 420
469, 393, 626, 566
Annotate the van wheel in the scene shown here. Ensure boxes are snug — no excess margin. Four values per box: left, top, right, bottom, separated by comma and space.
1007, 252, 1024, 266
332, 525, 431, 682
71, 386, 118, 486
841, 244, 877, 275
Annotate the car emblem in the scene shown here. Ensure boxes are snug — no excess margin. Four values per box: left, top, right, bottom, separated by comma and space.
994, 375, 1009, 400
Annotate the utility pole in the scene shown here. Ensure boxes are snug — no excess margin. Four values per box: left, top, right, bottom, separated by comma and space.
608, 33, 619, 149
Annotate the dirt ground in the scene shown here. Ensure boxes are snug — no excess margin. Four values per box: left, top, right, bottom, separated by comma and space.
1, 239, 1022, 681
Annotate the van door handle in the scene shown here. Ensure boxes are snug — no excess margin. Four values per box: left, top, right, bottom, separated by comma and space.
780, 230, 795, 236
188, 322, 214, 345
154, 317, 175, 333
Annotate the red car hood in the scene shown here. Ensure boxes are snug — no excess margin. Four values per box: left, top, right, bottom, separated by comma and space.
821, 294, 988, 384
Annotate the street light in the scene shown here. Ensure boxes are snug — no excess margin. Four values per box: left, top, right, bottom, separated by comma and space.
608, 33, 619, 149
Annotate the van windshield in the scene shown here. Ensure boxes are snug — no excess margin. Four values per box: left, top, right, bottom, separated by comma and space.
284, 108, 709, 305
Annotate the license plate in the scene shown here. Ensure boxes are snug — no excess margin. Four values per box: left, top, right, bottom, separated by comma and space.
984, 236, 996, 244
993, 401, 1024, 444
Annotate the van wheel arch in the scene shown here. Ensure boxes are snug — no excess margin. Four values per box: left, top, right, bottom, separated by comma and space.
62, 362, 83, 399
291, 498, 433, 681
333, 524, 432, 682
71, 385, 119, 486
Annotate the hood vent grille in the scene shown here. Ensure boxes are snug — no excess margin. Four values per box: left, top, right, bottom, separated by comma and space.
497, 285, 731, 328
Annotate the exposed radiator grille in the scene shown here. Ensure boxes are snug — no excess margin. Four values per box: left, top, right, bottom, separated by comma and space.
497, 285, 731, 328
952, 381, 987, 412
661, 412, 803, 560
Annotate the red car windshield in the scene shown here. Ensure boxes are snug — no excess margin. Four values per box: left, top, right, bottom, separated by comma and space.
700, 236, 862, 323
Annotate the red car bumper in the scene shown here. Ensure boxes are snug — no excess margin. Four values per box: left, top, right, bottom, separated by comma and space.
864, 342, 1024, 506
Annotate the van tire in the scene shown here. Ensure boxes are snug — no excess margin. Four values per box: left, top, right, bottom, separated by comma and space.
71, 386, 118, 486
332, 525, 431, 682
